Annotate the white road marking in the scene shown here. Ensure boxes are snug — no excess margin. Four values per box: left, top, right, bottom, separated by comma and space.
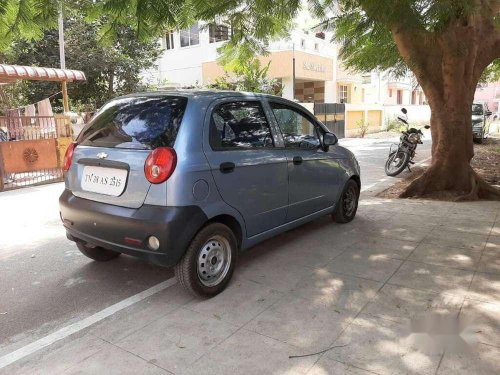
361, 179, 388, 192
0, 278, 177, 370
360, 155, 432, 193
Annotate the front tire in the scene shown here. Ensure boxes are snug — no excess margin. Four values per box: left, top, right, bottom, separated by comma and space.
332, 179, 359, 223
76, 242, 121, 262
385, 150, 410, 176
175, 223, 238, 297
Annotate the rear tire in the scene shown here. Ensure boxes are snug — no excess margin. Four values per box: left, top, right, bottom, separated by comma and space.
332, 179, 359, 224
385, 151, 410, 176
175, 223, 238, 297
76, 242, 121, 262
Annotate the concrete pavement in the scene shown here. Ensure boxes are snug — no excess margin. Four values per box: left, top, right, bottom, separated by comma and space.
2, 197, 498, 375
2, 136, 500, 374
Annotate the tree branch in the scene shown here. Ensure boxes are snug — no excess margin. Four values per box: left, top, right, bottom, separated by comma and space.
472, 3, 500, 85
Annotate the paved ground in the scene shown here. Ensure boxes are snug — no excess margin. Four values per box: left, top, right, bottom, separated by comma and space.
3, 136, 500, 374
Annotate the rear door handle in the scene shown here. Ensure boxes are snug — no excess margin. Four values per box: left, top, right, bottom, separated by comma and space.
219, 162, 235, 173
293, 156, 303, 165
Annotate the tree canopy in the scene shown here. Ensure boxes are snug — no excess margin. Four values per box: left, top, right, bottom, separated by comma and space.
1, 15, 160, 112
1, 1, 497, 79
1, 0, 499, 198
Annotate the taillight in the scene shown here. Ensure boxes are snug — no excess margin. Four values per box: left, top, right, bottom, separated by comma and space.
144, 147, 177, 184
63, 142, 77, 172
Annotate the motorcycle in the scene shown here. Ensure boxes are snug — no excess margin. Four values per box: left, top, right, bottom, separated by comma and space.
384, 108, 430, 177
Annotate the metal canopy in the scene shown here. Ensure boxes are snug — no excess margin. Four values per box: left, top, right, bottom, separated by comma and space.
0, 64, 86, 84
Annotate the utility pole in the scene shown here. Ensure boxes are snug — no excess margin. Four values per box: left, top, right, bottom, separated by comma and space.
59, 1, 69, 113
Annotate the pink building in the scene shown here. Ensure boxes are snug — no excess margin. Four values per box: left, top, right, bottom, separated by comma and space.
474, 81, 500, 113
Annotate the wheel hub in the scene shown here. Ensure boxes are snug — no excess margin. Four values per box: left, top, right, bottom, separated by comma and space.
197, 236, 231, 287
343, 186, 357, 216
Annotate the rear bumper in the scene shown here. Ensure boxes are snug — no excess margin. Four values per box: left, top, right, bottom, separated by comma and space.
59, 190, 207, 267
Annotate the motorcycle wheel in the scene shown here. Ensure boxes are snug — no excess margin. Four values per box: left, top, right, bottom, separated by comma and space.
385, 151, 410, 176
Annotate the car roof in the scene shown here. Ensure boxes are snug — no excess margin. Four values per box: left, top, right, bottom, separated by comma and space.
118, 89, 284, 102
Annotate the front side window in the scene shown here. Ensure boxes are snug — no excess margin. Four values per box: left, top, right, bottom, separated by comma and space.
209, 24, 229, 43
210, 101, 273, 149
180, 23, 199, 47
270, 103, 320, 149
78, 96, 187, 149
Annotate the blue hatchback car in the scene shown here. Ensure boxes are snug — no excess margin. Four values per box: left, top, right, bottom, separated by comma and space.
60, 91, 361, 296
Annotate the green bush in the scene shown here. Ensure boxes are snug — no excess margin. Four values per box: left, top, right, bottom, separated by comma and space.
385, 116, 403, 132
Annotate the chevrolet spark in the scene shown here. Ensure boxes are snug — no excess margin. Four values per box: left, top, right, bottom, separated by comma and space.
60, 91, 360, 297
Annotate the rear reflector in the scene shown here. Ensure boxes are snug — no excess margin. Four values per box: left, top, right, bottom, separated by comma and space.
144, 147, 177, 184
124, 237, 142, 246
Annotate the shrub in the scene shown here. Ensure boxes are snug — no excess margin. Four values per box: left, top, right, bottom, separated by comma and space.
357, 119, 370, 138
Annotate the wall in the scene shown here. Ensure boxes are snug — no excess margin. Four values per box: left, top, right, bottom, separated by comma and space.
344, 104, 384, 137
156, 28, 219, 87
474, 81, 500, 113
384, 105, 431, 127
295, 81, 325, 102
202, 50, 334, 84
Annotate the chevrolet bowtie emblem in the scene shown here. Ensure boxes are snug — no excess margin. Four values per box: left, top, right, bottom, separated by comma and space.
96, 152, 108, 159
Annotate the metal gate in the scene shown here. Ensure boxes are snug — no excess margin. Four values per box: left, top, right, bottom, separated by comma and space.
0, 115, 72, 191
314, 103, 345, 138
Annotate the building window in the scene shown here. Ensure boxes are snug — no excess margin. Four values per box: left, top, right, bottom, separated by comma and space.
209, 24, 229, 43
388, 89, 393, 98
411, 91, 416, 105
315, 32, 325, 40
300, 39, 305, 49
339, 85, 348, 103
397, 90, 403, 104
180, 23, 199, 47
314, 43, 319, 51
165, 31, 174, 50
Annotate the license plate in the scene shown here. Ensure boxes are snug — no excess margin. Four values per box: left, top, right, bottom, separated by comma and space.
81, 166, 128, 196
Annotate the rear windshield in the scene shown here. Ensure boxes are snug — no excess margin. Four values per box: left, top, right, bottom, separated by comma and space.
78, 96, 187, 149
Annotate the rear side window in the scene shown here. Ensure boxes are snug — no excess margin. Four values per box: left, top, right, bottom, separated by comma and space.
210, 101, 274, 149
78, 96, 187, 149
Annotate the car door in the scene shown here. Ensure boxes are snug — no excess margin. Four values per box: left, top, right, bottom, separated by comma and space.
267, 100, 342, 222
203, 99, 288, 237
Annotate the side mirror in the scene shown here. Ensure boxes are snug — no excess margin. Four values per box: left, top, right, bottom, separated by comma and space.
485, 110, 492, 117
401, 108, 408, 114
323, 132, 338, 147
424, 125, 431, 129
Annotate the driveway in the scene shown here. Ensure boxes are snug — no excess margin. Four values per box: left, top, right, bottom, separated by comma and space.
2, 136, 499, 375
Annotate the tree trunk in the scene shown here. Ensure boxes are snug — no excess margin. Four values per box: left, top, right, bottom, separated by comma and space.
390, 15, 500, 200
400, 97, 497, 199
400, 74, 500, 200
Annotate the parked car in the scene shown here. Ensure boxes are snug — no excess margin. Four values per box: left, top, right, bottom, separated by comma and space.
472, 102, 492, 143
59, 91, 361, 297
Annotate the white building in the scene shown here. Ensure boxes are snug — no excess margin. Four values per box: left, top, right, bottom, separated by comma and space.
146, 11, 429, 134
151, 20, 340, 104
